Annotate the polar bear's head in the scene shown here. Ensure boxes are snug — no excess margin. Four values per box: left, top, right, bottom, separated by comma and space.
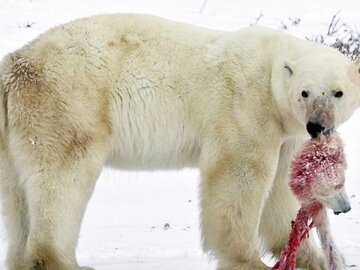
273, 52, 360, 138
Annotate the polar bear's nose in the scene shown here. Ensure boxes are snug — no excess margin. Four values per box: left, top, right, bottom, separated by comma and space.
306, 121, 324, 138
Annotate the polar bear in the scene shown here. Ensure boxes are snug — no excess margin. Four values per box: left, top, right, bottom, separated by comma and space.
0, 14, 359, 270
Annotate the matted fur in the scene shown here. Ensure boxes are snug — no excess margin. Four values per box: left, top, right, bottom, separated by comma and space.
0, 14, 360, 270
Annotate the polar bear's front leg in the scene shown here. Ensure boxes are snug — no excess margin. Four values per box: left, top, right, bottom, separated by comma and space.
259, 138, 326, 270
199, 146, 276, 270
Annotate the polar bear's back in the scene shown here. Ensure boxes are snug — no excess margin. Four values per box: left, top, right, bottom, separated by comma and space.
18, 14, 225, 59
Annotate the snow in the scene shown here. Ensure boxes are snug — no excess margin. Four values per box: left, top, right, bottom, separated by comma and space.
0, 0, 359, 269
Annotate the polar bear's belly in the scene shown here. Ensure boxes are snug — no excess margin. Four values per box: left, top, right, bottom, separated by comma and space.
105, 85, 201, 170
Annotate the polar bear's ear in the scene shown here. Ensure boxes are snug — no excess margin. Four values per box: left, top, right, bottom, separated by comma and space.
283, 61, 297, 77
271, 59, 296, 98
350, 60, 360, 84
284, 65, 293, 76
355, 60, 360, 76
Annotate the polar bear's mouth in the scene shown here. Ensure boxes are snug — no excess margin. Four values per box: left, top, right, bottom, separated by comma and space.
306, 121, 324, 138
306, 122, 333, 138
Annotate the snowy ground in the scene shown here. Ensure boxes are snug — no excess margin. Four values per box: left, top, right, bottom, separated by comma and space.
0, 0, 359, 269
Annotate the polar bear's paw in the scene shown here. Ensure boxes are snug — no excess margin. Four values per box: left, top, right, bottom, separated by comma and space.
297, 261, 326, 270
218, 266, 270, 270
27, 259, 95, 270
218, 260, 271, 270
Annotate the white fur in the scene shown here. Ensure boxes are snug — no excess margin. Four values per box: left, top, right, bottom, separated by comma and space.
316, 209, 346, 270
0, 14, 359, 270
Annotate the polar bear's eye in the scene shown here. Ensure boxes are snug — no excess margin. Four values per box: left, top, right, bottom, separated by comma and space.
301, 91, 309, 98
334, 91, 343, 98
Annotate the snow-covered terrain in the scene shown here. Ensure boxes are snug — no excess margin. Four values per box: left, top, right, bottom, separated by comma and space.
0, 0, 359, 269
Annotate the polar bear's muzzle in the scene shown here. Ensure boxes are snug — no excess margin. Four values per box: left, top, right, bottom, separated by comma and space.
306, 97, 335, 138
306, 121, 325, 138
306, 121, 333, 138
